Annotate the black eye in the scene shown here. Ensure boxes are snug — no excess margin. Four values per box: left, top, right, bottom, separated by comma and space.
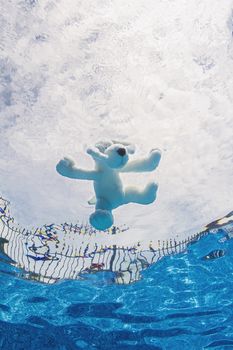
117, 148, 126, 156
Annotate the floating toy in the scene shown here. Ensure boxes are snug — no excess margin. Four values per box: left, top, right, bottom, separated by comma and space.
56, 141, 161, 230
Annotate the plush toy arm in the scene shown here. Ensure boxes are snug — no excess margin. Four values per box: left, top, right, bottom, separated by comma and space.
120, 149, 161, 173
56, 157, 99, 180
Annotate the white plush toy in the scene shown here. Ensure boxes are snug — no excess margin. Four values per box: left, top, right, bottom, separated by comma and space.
56, 141, 161, 231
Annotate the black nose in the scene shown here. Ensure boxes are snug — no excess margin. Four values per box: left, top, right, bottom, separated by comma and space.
117, 147, 126, 156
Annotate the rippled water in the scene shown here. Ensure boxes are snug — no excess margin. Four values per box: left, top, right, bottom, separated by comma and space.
1, 0, 233, 243
1, 218, 233, 349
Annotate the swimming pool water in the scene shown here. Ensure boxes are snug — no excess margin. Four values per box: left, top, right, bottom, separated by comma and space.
0, 222, 233, 349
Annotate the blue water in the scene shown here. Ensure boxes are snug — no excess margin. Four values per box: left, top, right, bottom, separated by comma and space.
1, 225, 233, 349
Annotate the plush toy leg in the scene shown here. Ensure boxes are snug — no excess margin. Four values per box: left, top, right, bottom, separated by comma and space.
89, 197, 114, 230
89, 210, 113, 231
124, 182, 158, 205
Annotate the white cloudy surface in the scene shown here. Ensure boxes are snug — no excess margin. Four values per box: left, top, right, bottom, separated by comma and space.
0, 0, 233, 246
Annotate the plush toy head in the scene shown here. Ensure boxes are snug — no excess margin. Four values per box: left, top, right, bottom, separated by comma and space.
88, 140, 135, 169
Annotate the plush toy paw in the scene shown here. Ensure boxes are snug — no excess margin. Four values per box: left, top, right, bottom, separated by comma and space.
56, 157, 75, 177
149, 149, 161, 170
143, 182, 158, 204
89, 209, 113, 231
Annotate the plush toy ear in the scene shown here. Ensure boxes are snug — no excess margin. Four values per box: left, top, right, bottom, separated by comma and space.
86, 147, 108, 162
95, 141, 112, 153
125, 144, 135, 154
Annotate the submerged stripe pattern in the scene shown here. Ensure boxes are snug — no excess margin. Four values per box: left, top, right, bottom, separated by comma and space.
0, 197, 232, 284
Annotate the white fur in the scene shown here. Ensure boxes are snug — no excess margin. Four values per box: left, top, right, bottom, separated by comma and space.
56, 141, 161, 231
